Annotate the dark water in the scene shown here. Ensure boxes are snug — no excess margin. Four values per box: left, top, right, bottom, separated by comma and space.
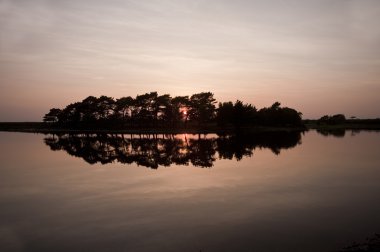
0, 131, 380, 252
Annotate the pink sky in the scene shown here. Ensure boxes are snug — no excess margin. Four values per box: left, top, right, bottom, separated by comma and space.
1, 0, 379, 121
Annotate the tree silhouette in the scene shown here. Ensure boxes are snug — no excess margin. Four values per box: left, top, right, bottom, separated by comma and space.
115, 96, 134, 124
232, 100, 257, 127
216, 100, 257, 127
216, 101, 234, 126
156, 94, 172, 124
188, 92, 217, 125
171, 96, 190, 126
257, 102, 302, 126
43, 108, 62, 123
318, 114, 346, 125
43, 91, 303, 129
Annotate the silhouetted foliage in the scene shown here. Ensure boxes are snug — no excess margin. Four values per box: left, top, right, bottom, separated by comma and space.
233, 100, 257, 127
188, 92, 217, 125
43, 92, 303, 129
43, 131, 302, 168
43, 108, 62, 123
217, 100, 257, 127
114, 96, 134, 124
171, 95, 190, 126
257, 102, 303, 126
216, 102, 234, 126
318, 114, 346, 125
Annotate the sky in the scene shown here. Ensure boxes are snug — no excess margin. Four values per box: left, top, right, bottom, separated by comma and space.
0, 0, 379, 121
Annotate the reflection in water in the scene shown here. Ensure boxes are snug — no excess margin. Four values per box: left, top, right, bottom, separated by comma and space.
2, 131, 380, 252
316, 129, 346, 138
339, 233, 380, 252
43, 131, 303, 168
316, 129, 380, 138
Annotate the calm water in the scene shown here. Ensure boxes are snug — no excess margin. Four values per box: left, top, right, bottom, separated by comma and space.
0, 130, 380, 252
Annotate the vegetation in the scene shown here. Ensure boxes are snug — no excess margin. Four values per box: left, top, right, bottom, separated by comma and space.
2, 94, 380, 133
42, 91, 303, 129
304, 117, 380, 131
318, 114, 347, 125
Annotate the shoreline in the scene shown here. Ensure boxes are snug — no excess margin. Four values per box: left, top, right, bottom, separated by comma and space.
0, 124, 305, 134
1, 122, 380, 134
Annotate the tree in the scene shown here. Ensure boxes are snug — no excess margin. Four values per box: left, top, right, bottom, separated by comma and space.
80, 96, 98, 122
216, 102, 234, 126
232, 100, 257, 127
58, 102, 82, 125
216, 100, 257, 127
115, 96, 134, 122
96, 96, 115, 120
188, 92, 217, 124
133, 92, 158, 125
318, 114, 346, 125
171, 96, 190, 126
43, 108, 62, 123
156, 94, 172, 124
331, 114, 346, 124
271, 101, 281, 110
257, 102, 302, 126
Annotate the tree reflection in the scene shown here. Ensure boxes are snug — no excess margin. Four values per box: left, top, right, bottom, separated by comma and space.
43, 132, 303, 169
316, 129, 346, 138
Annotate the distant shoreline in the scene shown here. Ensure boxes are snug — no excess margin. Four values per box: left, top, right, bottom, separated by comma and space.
304, 119, 380, 131
0, 121, 379, 134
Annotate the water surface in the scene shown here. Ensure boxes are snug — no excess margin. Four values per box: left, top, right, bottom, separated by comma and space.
0, 131, 380, 252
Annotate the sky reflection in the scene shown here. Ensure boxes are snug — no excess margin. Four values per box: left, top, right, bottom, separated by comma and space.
0, 131, 380, 251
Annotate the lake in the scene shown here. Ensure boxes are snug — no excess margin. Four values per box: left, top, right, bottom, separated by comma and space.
0, 130, 380, 252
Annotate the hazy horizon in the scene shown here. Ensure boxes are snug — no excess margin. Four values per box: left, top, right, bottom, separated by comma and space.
1, 0, 379, 121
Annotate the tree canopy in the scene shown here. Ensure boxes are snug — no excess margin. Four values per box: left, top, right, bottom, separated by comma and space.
43, 91, 303, 129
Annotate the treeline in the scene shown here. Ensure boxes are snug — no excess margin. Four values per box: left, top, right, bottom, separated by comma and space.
315, 114, 380, 126
43, 92, 303, 129
217, 101, 302, 127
